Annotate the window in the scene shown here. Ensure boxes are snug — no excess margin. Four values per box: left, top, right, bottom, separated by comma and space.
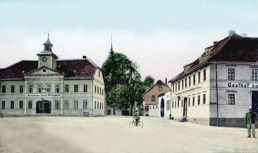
2, 101, 5, 110
74, 100, 78, 109
172, 102, 174, 108
198, 72, 201, 83
99, 71, 100, 77
38, 85, 42, 93
228, 67, 235, 81
2, 85, 6, 93
185, 78, 187, 88
192, 97, 195, 106
198, 95, 200, 105
203, 69, 206, 81
43, 69, 46, 72
65, 84, 69, 93
95, 101, 96, 109
97, 87, 99, 94
55, 85, 60, 93
83, 85, 87, 92
10, 101, 14, 109
151, 95, 155, 101
11, 85, 15, 93
29, 85, 33, 93
74, 85, 78, 92
102, 89, 104, 96
178, 82, 180, 90
83, 100, 87, 109
28, 101, 32, 109
55, 101, 59, 109
252, 69, 258, 81
95, 86, 96, 93
193, 74, 196, 85
228, 94, 235, 105
19, 85, 23, 93
189, 76, 191, 87
47, 85, 51, 93
203, 94, 206, 104
159, 87, 163, 92
65, 100, 69, 109
97, 102, 99, 109
177, 101, 179, 108
182, 80, 184, 89
166, 100, 170, 111
19, 101, 23, 109
188, 98, 190, 107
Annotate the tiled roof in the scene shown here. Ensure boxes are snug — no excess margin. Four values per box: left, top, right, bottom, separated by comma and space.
169, 34, 258, 83
0, 59, 98, 79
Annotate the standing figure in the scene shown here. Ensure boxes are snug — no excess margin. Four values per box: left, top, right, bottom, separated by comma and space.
245, 108, 257, 138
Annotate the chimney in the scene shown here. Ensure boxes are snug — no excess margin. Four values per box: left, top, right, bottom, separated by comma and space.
82, 56, 87, 59
213, 41, 218, 45
228, 30, 236, 36
165, 78, 167, 85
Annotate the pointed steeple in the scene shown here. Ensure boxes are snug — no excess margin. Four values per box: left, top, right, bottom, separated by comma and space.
43, 33, 53, 51
109, 34, 114, 55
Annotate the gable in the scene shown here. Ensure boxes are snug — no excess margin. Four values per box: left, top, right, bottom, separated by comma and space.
25, 67, 63, 76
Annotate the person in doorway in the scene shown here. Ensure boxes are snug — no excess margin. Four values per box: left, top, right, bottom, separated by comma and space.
133, 110, 140, 126
245, 108, 257, 138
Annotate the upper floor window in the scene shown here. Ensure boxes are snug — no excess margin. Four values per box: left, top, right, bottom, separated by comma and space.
84, 85, 87, 92
2, 85, 6, 93
185, 78, 187, 88
151, 95, 155, 101
55, 85, 60, 93
252, 69, 258, 81
65, 84, 69, 93
192, 97, 195, 106
11, 85, 15, 93
189, 76, 191, 87
95, 85, 96, 93
47, 85, 51, 93
159, 87, 163, 92
198, 95, 200, 105
99, 71, 100, 78
166, 100, 170, 111
188, 98, 191, 107
203, 69, 206, 81
193, 74, 196, 85
38, 85, 42, 93
19, 85, 23, 93
228, 94, 235, 105
228, 67, 235, 81
198, 72, 201, 83
97, 86, 99, 94
203, 94, 206, 104
29, 85, 33, 93
182, 80, 184, 89
74, 85, 78, 92
178, 82, 180, 90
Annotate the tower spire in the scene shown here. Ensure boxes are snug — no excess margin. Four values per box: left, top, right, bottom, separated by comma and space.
109, 34, 114, 55
43, 32, 53, 51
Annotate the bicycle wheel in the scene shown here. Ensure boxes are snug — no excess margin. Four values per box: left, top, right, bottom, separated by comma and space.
129, 121, 134, 128
138, 121, 143, 128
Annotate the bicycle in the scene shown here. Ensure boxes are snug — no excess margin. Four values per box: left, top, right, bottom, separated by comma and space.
129, 120, 143, 128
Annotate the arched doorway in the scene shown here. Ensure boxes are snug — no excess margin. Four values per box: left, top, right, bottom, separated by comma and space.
36, 100, 51, 114
160, 98, 164, 117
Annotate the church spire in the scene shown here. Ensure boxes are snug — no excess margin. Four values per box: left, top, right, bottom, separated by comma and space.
43, 33, 53, 51
109, 34, 114, 55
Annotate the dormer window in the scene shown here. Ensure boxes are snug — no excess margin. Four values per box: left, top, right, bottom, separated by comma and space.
43, 69, 46, 72
159, 87, 163, 92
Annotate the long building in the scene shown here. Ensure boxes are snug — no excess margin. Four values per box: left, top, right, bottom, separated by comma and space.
169, 32, 258, 127
0, 36, 105, 116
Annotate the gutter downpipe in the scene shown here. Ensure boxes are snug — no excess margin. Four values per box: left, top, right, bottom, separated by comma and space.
215, 63, 219, 126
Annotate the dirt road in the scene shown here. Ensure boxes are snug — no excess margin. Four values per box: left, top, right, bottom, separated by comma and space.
0, 116, 257, 153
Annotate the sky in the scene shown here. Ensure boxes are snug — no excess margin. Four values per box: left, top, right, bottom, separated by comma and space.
0, 0, 258, 82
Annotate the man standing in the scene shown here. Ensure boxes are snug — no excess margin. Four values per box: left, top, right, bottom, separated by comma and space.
245, 108, 257, 138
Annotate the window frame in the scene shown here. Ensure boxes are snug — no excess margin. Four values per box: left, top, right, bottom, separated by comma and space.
74, 85, 79, 93
228, 67, 235, 81
228, 94, 235, 105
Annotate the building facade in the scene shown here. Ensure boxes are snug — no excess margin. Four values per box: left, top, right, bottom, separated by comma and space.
0, 36, 105, 117
169, 33, 258, 127
142, 80, 170, 116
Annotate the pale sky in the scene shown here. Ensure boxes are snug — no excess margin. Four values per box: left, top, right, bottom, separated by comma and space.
0, 0, 258, 81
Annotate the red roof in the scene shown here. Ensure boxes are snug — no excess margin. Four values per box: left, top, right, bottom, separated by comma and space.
0, 59, 98, 79
169, 34, 258, 82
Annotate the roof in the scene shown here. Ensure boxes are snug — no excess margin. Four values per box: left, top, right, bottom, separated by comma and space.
169, 34, 258, 83
0, 59, 98, 79
142, 80, 170, 97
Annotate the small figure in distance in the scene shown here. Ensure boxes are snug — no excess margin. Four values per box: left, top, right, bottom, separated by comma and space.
245, 107, 257, 138
133, 110, 140, 126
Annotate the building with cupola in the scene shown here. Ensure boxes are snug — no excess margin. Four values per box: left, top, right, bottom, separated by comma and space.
169, 31, 258, 127
0, 35, 105, 116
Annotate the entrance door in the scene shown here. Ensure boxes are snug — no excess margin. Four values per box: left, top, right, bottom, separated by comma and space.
252, 91, 258, 114
36, 100, 51, 114
183, 98, 187, 119
160, 98, 164, 117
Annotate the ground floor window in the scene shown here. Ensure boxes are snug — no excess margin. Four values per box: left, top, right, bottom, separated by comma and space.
2, 101, 5, 109
10, 101, 14, 109
28, 101, 32, 109
228, 94, 235, 105
74, 100, 78, 109
55, 101, 59, 109
65, 100, 69, 109
19, 101, 23, 109
192, 97, 195, 106
145, 106, 149, 111
166, 100, 170, 110
83, 100, 87, 109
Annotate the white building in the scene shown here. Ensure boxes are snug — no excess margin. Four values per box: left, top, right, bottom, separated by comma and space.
0, 36, 105, 117
158, 92, 171, 119
169, 32, 258, 127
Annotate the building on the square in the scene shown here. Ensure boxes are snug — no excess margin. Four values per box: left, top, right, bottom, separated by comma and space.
142, 80, 170, 116
0, 36, 105, 117
169, 31, 258, 127
158, 91, 171, 118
